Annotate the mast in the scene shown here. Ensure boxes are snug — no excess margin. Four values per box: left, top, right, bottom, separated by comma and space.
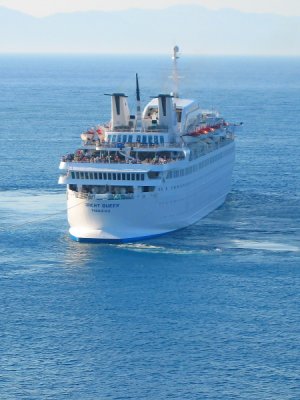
135, 73, 142, 130
171, 45, 180, 98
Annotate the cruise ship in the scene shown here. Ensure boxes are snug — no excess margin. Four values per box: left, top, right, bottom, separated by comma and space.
58, 47, 240, 242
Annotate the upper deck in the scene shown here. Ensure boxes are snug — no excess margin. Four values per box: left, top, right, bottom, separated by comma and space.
59, 80, 238, 188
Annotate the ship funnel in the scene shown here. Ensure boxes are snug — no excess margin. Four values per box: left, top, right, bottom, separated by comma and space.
105, 93, 131, 130
157, 94, 176, 131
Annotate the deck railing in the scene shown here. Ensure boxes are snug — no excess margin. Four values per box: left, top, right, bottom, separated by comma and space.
81, 141, 183, 149
61, 155, 185, 165
73, 192, 134, 201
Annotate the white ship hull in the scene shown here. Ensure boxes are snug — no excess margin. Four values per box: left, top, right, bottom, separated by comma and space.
58, 49, 240, 243
67, 143, 235, 242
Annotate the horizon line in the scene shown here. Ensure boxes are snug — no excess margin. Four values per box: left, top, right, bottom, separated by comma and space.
1, 52, 300, 58
1, 4, 300, 19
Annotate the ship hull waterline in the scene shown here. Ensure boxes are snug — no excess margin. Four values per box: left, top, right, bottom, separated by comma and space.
69, 193, 228, 243
66, 153, 233, 243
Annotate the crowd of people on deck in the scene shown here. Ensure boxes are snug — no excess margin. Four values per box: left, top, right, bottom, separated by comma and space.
62, 150, 183, 165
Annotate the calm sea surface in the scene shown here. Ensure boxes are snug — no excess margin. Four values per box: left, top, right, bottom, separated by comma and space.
0, 55, 299, 399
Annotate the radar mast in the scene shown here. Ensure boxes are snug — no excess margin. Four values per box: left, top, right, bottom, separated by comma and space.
171, 45, 180, 98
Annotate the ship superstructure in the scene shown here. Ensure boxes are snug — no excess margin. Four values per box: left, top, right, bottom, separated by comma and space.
58, 47, 240, 242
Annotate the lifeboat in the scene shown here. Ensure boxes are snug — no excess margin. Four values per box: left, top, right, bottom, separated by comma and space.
81, 129, 95, 142
188, 126, 210, 136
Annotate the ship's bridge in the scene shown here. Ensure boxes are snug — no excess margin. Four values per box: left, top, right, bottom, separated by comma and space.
105, 132, 167, 147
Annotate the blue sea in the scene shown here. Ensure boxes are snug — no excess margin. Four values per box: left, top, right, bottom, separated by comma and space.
0, 55, 299, 399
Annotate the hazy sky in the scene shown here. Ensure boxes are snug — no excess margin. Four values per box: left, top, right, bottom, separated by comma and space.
1, 0, 300, 17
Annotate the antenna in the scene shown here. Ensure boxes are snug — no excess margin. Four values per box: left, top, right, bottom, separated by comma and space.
171, 45, 180, 98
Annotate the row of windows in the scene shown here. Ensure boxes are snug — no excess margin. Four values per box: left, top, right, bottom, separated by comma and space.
70, 171, 145, 181
167, 148, 231, 179
107, 134, 165, 145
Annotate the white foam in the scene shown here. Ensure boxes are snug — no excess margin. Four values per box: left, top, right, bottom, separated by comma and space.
0, 190, 65, 214
117, 243, 212, 255
118, 243, 163, 250
0, 191, 66, 231
232, 239, 300, 252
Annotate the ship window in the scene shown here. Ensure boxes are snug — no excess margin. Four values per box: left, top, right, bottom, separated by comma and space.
103, 172, 107, 179
108, 135, 112, 142
136, 135, 141, 143
142, 186, 155, 192
113, 173, 116, 180
141, 174, 145, 181
85, 172, 89, 179
117, 173, 121, 180
112, 135, 117, 143
176, 110, 182, 122
122, 135, 127, 143
89, 173, 94, 179
128, 135, 133, 143
75, 172, 79, 179
117, 134, 122, 142
98, 172, 102, 179
108, 173, 112, 180
154, 136, 159, 144
93, 172, 97, 179
69, 184, 77, 192
160, 136, 164, 144
131, 174, 135, 180
71, 171, 75, 179
80, 172, 84, 179
127, 173, 131, 180
148, 171, 160, 179
136, 173, 140, 181
122, 173, 126, 180
142, 135, 147, 144
148, 135, 153, 144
